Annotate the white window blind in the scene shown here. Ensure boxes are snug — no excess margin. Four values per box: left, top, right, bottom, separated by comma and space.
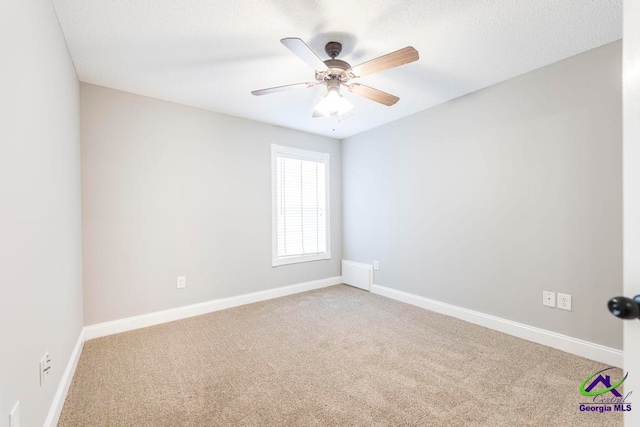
271, 145, 330, 266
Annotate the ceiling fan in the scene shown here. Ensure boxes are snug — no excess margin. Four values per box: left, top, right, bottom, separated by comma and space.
251, 38, 419, 117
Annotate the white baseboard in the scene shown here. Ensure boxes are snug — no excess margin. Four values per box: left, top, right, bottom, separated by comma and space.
84, 276, 343, 340
372, 284, 623, 368
44, 327, 85, 427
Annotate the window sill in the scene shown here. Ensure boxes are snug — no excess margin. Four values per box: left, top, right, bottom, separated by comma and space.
272, 252, 331, 267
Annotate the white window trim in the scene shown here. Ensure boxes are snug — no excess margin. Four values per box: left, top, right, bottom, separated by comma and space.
271, 144, 331, 267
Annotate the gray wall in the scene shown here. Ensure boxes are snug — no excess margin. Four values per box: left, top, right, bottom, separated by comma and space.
0, 1, 83, 426
342, 41, 623, 349
81, 83, 342, 325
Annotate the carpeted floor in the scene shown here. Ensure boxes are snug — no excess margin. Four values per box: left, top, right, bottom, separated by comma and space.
58, 285, 623, 426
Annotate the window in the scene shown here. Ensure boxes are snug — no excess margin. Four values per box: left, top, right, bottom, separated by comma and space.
271, 144, 330, 266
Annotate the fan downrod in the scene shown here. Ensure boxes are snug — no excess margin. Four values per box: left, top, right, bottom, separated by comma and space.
325, 41, 343, 59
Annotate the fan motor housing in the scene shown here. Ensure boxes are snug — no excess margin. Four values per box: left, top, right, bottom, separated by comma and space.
324, 59, 350, 70
318, 58, 352, 82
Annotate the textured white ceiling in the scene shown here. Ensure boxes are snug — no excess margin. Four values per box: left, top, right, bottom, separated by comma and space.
52, 0, 621, 139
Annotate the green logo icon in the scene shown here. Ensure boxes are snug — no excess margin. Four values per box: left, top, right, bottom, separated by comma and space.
580, 367, 628, 397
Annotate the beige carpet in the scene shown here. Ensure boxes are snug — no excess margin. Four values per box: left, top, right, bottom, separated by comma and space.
59, 285, 623, 426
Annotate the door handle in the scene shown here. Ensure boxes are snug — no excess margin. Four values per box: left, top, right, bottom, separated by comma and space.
608, 295, 640, 320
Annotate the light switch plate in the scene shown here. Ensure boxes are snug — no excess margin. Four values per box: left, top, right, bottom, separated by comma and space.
373, 261, 379, 271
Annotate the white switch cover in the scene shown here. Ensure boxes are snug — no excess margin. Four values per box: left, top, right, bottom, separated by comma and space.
177, 276, 186, 289
373, 261, 379, 271
557, 293, 572, 311
10, 401, 19, 427
543, 291, 556, 308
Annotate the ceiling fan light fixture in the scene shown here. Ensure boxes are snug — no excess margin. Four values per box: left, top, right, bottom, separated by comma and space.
252, 38, 419, 119
314, 85, 353, 117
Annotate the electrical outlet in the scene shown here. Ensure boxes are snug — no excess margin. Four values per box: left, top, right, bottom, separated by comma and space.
373, 261, 379, 271
177, 276, 186, 289
543, 291, 556, 308
557, 293, 572, 311
39, 352, 51, 386
9, 401, 19, 427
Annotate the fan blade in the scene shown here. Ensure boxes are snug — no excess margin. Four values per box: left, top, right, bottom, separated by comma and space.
347, 83, 399, 106
281, 38, 329, 71
312, 110, 324, 118
251, 82, 318, 96
350, 46, 419, 78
